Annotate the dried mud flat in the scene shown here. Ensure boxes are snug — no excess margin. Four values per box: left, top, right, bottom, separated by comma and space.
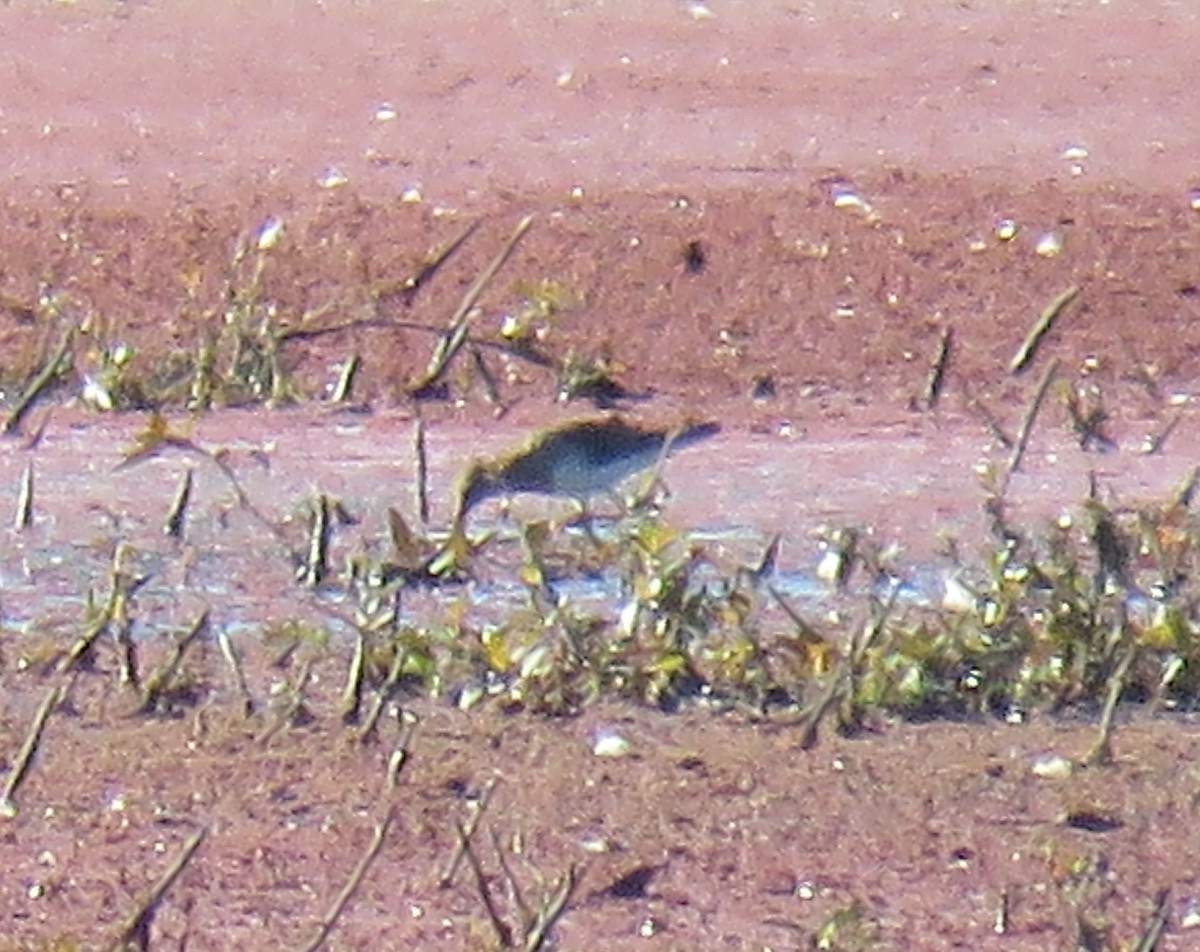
3, 1, 1200, 950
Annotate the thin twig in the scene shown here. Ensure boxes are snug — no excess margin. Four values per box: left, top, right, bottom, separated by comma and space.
13, 460, 33, 530
440, 777, 498, 887
217, 626, 255, 718
413, 417, 429, 525
1000, 358, 1059, 497
1131, 886, 1171, 952
0, 681, 65, 818
1010, 285, 1079, 374
163, 469, 193, 540
135, 610, 211, 714
522, 865, 579, 952
105, 826, 207, 952
299, 807, 396, 952
923, 326, 953, 409
408, 214, 534, 395
3, 326, 75, 436
459, 821, 514, 948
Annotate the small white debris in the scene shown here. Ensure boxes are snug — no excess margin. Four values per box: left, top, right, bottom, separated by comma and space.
400, 186, 423, 204
942, 575, 978, 614
1188, 189, 1200, 211
374, 103, 398, 122
685, 1, 715, 20
591, 728, 632, 758
994, 219, 1019, 241
256, 216, 285, 251
1035, 231, 1064, 257
317, 167, 349, 189
1031, 753, 1074, 779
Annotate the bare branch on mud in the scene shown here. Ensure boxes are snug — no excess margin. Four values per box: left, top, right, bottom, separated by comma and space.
163, 468, 193, 540
1131, 887, 1171, 952
408, 214, 534, 397
1139, 410, 1183, 457
340, 629, 367, 725
330, 353, 360, 404
217, 626, 255, 718
398, 218, 483, 305
1010, 285, 1079, 374
413, 417, 430, 525
299, 807, 396, 952
3, 326, 75, 437
256, 655, 315, 745
1000, 358, 1059, 497
356, 645, 408, 744
440, 777, 498, 888
1083, 625, 1137, 767
298, 493, 333, 587
0, 681, 66, 818
923, 326, 953, 409
105, 826, 207, 952
13, 460, 34, 530
59, 541, 149, 675
135, 610, 211, 715
522, 864, 578, 952
961, 381, 1013, 449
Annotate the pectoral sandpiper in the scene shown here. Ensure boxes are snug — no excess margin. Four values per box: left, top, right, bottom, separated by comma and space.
453, 417, 719, 523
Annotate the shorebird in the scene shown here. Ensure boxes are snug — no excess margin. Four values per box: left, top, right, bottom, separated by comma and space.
453, 417, 719, 523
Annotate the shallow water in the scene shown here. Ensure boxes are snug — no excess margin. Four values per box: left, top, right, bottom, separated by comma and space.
0, 407, 1193, 639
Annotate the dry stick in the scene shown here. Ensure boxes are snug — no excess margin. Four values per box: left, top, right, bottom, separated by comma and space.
398, 218, 482, 303
413, 417, 430, 525
522, 865, 579, 952
256, 655, 314, 745
217, 627, 255, 718
3, 326, 75, 436
1141, 410, 1183, 456
408, 213, 535, 395
356, 646, 408, 743
924, 326, 953, 409
1131, 886, 1171, 952
962, 381, 1014, 449
104, 826, 207, 952
340, 629, 367, 725
385, 718, 416, 791
13, 460, 33, 530
163, 468, 193, 540
299, 806, 396, 952
299, 493, 332, 587
1010, 285, 1080, 374
439, 777, 499, 887
458, 821, 515, 948
489, 826, 534, 928
330, 353, 361, 404
999, 358, 1060, 498
0, 681, 65, 818
59, 543, 132, 674
136, 610, 211, 714
1083, 630, 1137, 767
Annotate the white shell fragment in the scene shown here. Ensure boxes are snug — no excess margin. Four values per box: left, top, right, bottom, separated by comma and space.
255, 216, 285, 251
317, 167, 349, 189
994, 219, 1019, 241
1035, 231, 1064, 257
1030, 753, 1074, 779
591, 728, 632, 758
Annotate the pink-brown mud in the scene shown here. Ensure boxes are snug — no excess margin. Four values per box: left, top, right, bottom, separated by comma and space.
2, 1, 1200, 949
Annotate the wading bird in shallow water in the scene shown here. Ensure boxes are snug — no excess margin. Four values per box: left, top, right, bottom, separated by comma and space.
453, 416, 720, 524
